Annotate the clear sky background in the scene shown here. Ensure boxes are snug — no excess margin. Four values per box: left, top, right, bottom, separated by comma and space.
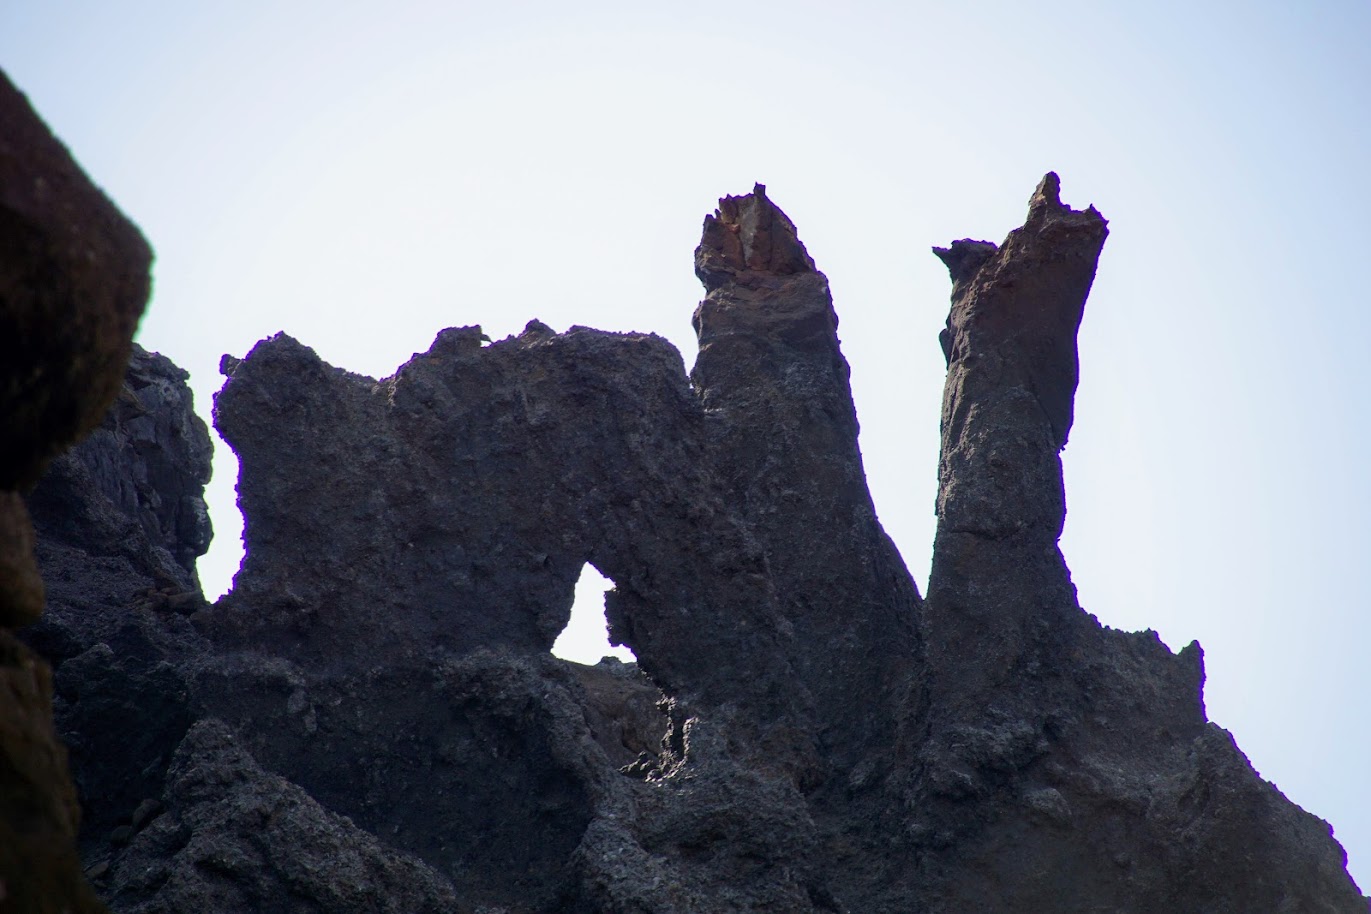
4, 0, 1367, 891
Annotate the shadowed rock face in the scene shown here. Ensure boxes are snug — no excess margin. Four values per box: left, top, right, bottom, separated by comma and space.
23, 177, 1369, 912
926, 172, 1109, 710
28, 344, 213, 598
0, 77, 150, 497
20, 344, 211, 869
2, 67, 152, 914
692, 184, 923, 781
109, 719, 463, 914
1, 64, 151, 634
911, 175, 1362, 912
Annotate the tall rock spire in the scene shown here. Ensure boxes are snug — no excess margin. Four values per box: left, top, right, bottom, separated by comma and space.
691, 185, 923, 780
926, 171, 1109, 710
914, 176, 1362, 912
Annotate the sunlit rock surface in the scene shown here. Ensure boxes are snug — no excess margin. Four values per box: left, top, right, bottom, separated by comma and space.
24, 178, 1368, 912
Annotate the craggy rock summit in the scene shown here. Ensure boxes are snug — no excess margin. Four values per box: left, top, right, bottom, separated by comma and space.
20, 176, 1369, 911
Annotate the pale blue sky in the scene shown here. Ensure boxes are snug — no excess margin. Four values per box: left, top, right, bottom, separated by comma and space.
5, 0, 1368, 889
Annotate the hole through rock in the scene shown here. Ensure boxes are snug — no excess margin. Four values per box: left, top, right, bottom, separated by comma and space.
551, 564, 637, 665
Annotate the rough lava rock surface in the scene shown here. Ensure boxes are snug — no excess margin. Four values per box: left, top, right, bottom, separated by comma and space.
22, 342, 214, 872
107, 719, 463, 914
2, 66, 152, 914
23, 175, 1369, 913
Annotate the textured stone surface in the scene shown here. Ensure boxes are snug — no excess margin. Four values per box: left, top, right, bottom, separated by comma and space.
692, 183, 923, 780
0, 70, 151, 494
910, 174, 1364, 912
2, 65, 152, 914
27, 343, 213, 595
23, 177, 1368, 912
105, 719, 463, 914
0, 630, 104, 913
21, 341, 213, 862
926, 172, 1110, 713
0, 491, 43, 627
205, 321, 799, 723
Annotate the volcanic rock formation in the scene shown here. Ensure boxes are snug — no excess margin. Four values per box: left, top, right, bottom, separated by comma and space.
13, 160, 1368, 910
1, 68, 154, 914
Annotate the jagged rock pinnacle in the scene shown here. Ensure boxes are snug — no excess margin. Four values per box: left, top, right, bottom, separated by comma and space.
1030, 170, 1063, 212
694, 184, 816, 292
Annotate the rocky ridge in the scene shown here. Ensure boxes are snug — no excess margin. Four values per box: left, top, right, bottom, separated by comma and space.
7, 121, 1367, 911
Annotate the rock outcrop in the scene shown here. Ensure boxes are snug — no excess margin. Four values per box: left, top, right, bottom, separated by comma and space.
28, 344, 212, 594
109, 719, 462, 914
2, 66, 153, 913
22, 174, 1368, 913
22, 343, 212, 871
912, 174, 1362, 910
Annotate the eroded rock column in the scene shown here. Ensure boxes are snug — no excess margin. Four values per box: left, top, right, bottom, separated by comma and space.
691, 185, 923, 776
924, 173, 1108, 709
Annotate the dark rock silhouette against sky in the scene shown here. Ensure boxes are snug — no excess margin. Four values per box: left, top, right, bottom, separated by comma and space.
11, 162, 1365, 909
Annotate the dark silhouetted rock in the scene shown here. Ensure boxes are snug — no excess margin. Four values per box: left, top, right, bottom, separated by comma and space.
22, 341, 213, 865
569, 658, 668, 771
2, 64, 152, 914
912, 173, 1364, 911
931, 237, 997, 364
0, 629, 102, 913
28, 343, 213, 595
24, 176, 1368, 913
105, 719, 463, 914
691, 183, 923, 780
0, 70, 150, 491
0, 66, 151, 630
0, 491, 44, 627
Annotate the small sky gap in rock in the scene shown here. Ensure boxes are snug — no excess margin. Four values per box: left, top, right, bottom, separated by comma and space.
552, 564, 636, 664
